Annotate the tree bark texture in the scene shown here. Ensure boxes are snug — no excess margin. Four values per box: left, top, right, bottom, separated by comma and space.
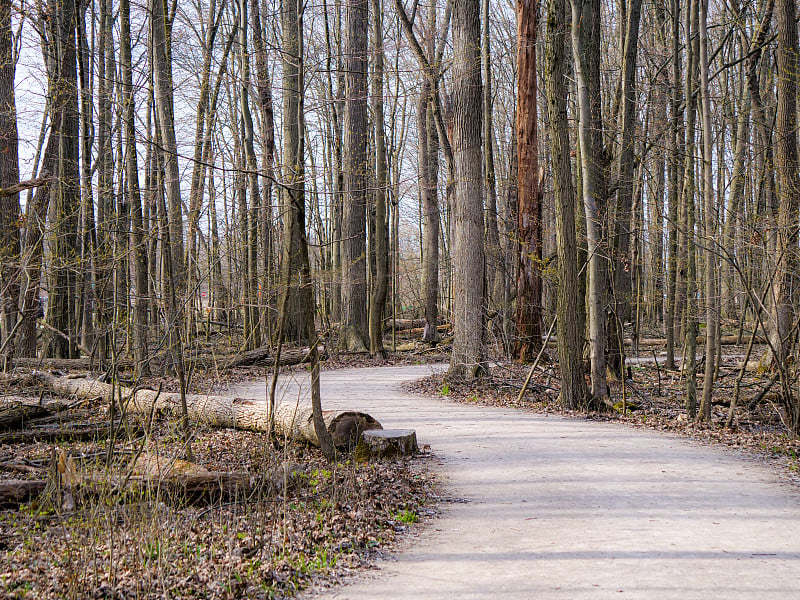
770, 0, 799, 372
280, 0, 310, 346
514, 0, 543, 363
369, 0, 389, 357
340, 0, 370, 352
609, 0, 642, 376
544, 0, 587, 408
0, 0, 20, 362
571, 0, 608, 399
447, 0, 486, 382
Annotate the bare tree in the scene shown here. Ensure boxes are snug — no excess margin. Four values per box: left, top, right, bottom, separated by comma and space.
340, 0, 370, 352
0, 0, 20, 364
369, 0, 389, 357
448, 0, 486, 381
571, 0, 607, 400
514, 0, 543, 363
544, 0, 586, 407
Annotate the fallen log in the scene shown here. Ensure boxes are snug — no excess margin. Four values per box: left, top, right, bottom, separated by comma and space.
225, 345, 322, 368
0, 479, 47, 505
12, 357, 134, 370
1, 397, 80, 430
404, 324, 452, 337
0, 471, 253, 507
33, 371, 381, 448
388, 318, 426, 330
0, 422, 142, 445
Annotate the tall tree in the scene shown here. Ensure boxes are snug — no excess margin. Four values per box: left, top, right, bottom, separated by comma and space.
239, 0, 261, 349
0, 0, 20, 363
340, 0, 370, 352
609, 0, 643, 377
664, 0, 683, 370
44, 0, 81, 359
96, 0, 114, 363
279, 0, 311, 346
251, 0, 277, 338
120, 0, 149, 375
771, 0, 800, 425
571, 0, 608, 400
544, 0, 587, 407
698, 0, 717, 421
369, 0, 389, 356
448, 0, 486, 381
419, 5, 440, 345
514, 0, 543, 363
151, 0, 185, 293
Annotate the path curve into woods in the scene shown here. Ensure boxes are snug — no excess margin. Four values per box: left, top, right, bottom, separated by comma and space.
232, 364, 800, 599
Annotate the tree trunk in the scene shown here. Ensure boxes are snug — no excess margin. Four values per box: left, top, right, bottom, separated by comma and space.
683, 0, 699, 419
418, 77, 440, 345
120, 0, 149, 376
240, 0, 261, 350
280, 0, 311, 346
186, 0, 222, 342
772, 0, 800, 428
483, 0, 501, 317
544, 0, 587, 408
251, 0, 277, 339
368, 0, 389, 357
447, 0, 486, 382
514, 0, 543, 363
571, 0, 608, 400
95, 0, 113, 364
0, 0, 20, 366
150, 0, 185, 292
664, 0, 683, 370
340, 0, 370, 352
698, 0, 716, 422
609, 0, 642, 377
44, 0, 81, 360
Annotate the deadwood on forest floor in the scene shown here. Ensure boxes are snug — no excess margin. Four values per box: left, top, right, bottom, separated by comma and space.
33, 371, 381, 448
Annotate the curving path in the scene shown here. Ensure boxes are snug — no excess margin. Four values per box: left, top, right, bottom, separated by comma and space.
232, 364, 800, 599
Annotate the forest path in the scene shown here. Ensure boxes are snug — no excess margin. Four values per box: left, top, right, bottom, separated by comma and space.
232, 364, 800, 599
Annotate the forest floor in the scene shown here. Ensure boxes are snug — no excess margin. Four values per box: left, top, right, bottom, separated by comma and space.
0, 352, 442, 600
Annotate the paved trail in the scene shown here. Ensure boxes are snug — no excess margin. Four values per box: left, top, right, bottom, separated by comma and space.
233, 364, 800, 599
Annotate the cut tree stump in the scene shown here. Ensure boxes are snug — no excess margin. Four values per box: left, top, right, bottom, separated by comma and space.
33, 371, 381, 449
360, 429, 418, 458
